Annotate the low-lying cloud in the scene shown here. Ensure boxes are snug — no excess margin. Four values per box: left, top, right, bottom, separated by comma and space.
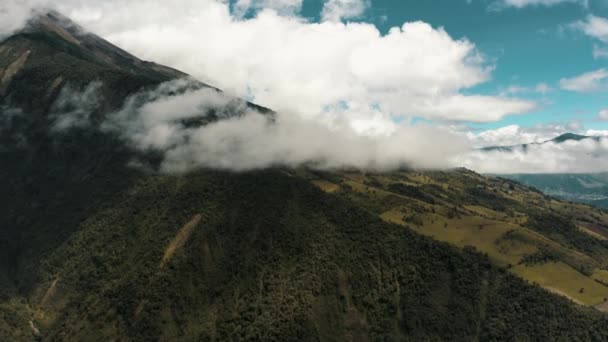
49, 82, 101, 132
12, 79, 608, 175
460, 138, 608, 174
101, 79, 469, 172
4, 0, 607, 175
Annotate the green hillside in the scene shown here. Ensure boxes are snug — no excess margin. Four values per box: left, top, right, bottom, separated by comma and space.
5, 169, 608, 341
499, 173, 608, 209
2, 12, 608, 341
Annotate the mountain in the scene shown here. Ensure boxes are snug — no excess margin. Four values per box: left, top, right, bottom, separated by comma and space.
498, 173, 608, 209
3, 12, 608, 341
480, 133, 608, 209
482, 132, 601, 152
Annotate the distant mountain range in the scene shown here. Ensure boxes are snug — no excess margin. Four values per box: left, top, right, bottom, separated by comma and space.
480, 133, 608, 209
498, 173, 608, 209
482, 133, 602, 152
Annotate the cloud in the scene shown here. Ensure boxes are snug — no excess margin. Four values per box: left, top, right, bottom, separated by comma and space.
500, 82, 553, 96
321, 0, 369, 22
0, 0, 41, 38
586, 129, 608, 136
594, 44, 608, 59
459, 138, 608, 174
489, 0, 587, 10
0, 0, 536, 128
598, 108, 608, 120
573, 15, 608, 43
454, 122, 608, 174
464, 122, 580, 148
232, 0, 303, 18
100, 79, 469, 172
49, 82, 102, 132
559, 68, 608, 92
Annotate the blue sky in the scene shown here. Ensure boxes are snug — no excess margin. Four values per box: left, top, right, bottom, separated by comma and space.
295, 0, 608, 133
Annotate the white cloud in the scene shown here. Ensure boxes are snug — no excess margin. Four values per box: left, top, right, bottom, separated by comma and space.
593, 44, 608, 59
459, 138, 608, 174
573, 15, 608, 43
321, 0, 369, 22
598, 108, 608, 120
0, 0, 42, 38
0, 0, 536, 129
586, 129, 608, 136
102, 79, 469, 172
454, 122, 608, 174
490, 0, 587, 10
559, 68, 608, 92
464, 123, 578, 148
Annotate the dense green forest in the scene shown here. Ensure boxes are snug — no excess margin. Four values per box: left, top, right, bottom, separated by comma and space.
4, 168, 608, 341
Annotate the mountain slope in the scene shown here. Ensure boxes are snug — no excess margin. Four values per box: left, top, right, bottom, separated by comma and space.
7, 169, 608, 341
2, 12, 608, 341
498, 173, 608, 209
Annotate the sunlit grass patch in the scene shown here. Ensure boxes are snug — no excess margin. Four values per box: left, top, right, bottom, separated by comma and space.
513, 262, 608, 306
311, 180, 340, 193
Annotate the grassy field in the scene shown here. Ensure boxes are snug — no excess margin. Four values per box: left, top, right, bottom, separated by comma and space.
311, 180, 341, 193
314, 170, 608, 310
513, 262, 608, 305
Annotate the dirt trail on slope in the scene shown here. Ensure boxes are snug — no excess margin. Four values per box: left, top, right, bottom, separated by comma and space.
40, 277, 60, 308
160, 214, 202, 269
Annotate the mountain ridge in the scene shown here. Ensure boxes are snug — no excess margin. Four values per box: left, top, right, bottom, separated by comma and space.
481, 132, 602, 152
3, 12, 608, 341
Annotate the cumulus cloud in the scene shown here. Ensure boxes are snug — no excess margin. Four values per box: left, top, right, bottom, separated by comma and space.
573, 15, 608, 43
321, 0, 369, 22
598, 108, 608, 120
0, 0, 535, 130
453, 122, 608, 174
559, 68, 608, 92
98, 79, 469, 172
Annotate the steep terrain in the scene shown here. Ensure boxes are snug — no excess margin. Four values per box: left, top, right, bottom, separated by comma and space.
304, 169, 608, 306
482, 133, 608, 209
2, 12, 608, 341
499, 173, 608, 209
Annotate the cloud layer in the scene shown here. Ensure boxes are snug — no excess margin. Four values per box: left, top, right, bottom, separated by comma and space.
1, 0, 535, 130
100, 79, 469, 172
461, 138, 608, 174
4, 0, 607, 175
